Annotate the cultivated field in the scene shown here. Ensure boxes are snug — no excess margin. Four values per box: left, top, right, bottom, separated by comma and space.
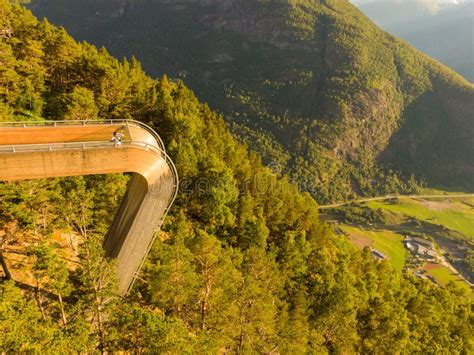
367, 197, 474, 239
424, 263, 472, 293
340, 226, 407, 271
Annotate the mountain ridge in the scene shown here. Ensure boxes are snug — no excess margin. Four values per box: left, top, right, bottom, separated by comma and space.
28, 0, 474, 204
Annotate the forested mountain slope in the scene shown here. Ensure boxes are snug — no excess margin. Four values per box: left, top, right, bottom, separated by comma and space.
0, 2, 472, 352
28, 0, 474, 204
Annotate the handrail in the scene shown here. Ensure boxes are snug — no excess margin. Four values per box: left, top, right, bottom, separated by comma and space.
0, 121, 179, 294
0, 139, 178, 203
0, 119, 166, 153
0, 138, 179, 291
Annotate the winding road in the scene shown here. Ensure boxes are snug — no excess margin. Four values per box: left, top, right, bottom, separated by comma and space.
318, 194, 474, 209
0, 120, 178, 294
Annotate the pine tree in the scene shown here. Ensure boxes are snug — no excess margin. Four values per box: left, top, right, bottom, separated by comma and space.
232, 247, 282, 353
62, 86, 98, 121
71, 234, 119, 352
0, 281, 57, 352
189, 229, 241, 349
110, 303, 195, 353
0, 217, 16, 280
54, 177, 95, 238
149, 212, 198, 322
30, 239, 72, 326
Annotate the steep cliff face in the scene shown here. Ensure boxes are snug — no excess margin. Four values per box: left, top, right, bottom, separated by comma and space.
29, 0, 474, 202
382, 78, 474, 187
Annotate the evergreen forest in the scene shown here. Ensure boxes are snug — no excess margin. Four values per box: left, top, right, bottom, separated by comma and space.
0, 1, 472, 353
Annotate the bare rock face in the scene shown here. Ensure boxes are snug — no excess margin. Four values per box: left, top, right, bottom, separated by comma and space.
198, 0, 293, 48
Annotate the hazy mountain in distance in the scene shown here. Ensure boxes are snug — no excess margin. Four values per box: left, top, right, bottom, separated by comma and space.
354, 0, 474, 82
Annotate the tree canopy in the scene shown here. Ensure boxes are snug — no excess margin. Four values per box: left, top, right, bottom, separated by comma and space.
0, 1, 472, 353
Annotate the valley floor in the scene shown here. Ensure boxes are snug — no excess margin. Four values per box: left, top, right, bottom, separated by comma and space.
322, 192, 474, 293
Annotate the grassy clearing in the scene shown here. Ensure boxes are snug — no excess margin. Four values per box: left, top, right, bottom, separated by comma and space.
420, 187, 470, 195
341, 226, 406, 271
425, 264, 472, 293
367, 199, 474, 238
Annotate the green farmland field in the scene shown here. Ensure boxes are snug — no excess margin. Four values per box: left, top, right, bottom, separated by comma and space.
367, 199, 474, 238
341, 226, 407, 271
425, 264, 472, 293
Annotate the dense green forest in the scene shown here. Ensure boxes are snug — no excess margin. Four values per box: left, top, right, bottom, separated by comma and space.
28, 0, 474, 204
0, 2, 473, 353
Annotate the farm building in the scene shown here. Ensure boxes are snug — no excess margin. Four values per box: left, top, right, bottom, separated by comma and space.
404, 236, 439, 260
412, 237, 433, 248
371, 248, 386, 260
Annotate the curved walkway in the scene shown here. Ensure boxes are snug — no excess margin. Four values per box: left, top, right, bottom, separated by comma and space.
0, 120, 178, 294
